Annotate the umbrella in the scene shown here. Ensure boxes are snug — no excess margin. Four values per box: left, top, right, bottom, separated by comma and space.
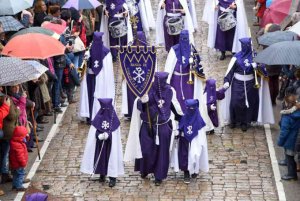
260, 0, 293, 28
254, 41, 300, 65
258, 31, 298, 46
289, 21, 300, 35
62, 0, 101, 10
0, 58, 48, 86
41, 21, 67, 35
266, 0, 273, 8
0, 16, 24, 32
0, 0, 33, 15
2, 33, 65, 59
11, 27, 60, 40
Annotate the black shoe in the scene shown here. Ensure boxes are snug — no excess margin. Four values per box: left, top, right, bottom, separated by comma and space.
44, 112, 53, 116
36, 119, 49, 124
60, 103, 67, 107
229, 123, 236, 129
220, 52, 226, 60
141, 173, 148, 179
281, 175, 298, 181
241, 124, 248, 132
37, 125, 44, 129
184, 171, 190, 184
54, 107, 63, 113
1, 173, 13, 183
278, 159, 287, 166
191, 173, 198, 179
27, 148, 33, 152
206, 129, 215, 135
36, 127, 44, 132
109, 177, 116, 187
154, 179, 162, 186
33, 138, 44, 142
99, 175, 106, 183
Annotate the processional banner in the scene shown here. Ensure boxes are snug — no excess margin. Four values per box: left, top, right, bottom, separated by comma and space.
119, 46, 156, 97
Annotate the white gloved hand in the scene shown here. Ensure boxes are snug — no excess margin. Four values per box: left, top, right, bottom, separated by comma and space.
98, 133, 105, 140
103, 132, 109, 140
223, 82, 230, 89
84, 50, 90, 60
210, 104, 217, 111
140, 94, 149, 103
251, 62, 257, 68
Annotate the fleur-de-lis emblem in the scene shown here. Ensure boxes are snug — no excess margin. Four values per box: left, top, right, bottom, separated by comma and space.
110, 3, 115, 10
187, 126, 193, 135
94, 60, 99, 68
158, 99, 165, 108
101, 121, 110, 130
244, 59, 250, 67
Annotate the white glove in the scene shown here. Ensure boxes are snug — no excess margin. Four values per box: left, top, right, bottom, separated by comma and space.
251, 62, 257, 69
223, 82, 230, 89
98, 132, 109, 140
140, 94, 149, 103
210, 104, 217, 111
98, 133, 105, 140
84, 50, 90, 60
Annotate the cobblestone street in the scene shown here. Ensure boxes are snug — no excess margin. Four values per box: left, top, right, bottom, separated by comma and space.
8, 0, 281, 200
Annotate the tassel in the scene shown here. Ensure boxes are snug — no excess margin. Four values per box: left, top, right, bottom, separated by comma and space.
155, 116, 159, 145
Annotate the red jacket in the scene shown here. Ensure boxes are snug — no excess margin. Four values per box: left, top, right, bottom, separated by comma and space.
0, 102, 10, 129
9, 126, 28, 169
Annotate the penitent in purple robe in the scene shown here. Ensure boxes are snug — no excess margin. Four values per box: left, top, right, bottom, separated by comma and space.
86, 32, 109, 121
163, 0, 183, 51
134, 72, 174, 180
224, 38, 259, 125
178, 99, 205, 171
214, 0, 236, 52
204, 79, 226, 127
92, 99, 120, 176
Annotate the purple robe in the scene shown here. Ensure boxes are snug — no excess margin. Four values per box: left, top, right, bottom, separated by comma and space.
163, 0, 183, 51
25, 193, 48, 201
86, 32, 109, 121
106, 0, 128, 58
204, 79, 226, 127
214, 0, 236, 52
92, 99, 120, 176
224, 38, 259, 125
178, 99, 205, 171
134, 72, 174, 180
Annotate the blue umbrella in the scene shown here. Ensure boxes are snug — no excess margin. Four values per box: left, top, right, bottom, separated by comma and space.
62, 0, 101, 10
258, 31, 298, 46
0, 0, 33, 15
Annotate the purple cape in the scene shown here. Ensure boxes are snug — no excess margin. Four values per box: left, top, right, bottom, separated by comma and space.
92, 98, 120, 133
106, 0, 125, 16
179, 99, 205, 142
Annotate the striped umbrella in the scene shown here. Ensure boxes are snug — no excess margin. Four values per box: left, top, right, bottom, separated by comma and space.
0, 16, 24, 32
11, 27, 60, 40
254, 41, 300, 65
0, 58, 48, 86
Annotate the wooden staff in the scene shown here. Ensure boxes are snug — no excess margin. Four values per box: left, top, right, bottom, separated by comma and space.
31, 108, 41, 160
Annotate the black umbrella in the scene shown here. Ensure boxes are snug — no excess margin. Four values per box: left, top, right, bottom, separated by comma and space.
254, 41, 300, 65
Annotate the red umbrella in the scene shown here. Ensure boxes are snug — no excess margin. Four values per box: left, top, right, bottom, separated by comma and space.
260, 0, 293, 28
41, 20, 67, 35
1, 33, 65, 59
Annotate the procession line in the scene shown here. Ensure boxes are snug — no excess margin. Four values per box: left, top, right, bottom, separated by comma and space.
264, 124, 286, 201
14, 106, 69, 201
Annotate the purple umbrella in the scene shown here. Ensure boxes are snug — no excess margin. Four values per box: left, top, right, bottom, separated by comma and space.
25, 192, 48, 201
62, 0, 101, 10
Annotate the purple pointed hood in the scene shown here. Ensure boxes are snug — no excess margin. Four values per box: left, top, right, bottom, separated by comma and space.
90, 32, 109, 75
179, 99, 206, 142
235, 37, 253, 72
92, 98, 120, 133
173, 30, 191, 68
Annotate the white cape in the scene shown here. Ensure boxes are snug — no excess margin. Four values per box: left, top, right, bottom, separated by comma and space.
164, 48, 212, 131
188, 0, 198, 30
155, 0, 195, 47
140, 0, 155, 29
80, 126, 124, 177
221, 57, 275, 125
124, 88, 183, 162
79, 53, 115, 119
170, 128, 209, 174
206, 0, 249, 53
100, 3, 134, 48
